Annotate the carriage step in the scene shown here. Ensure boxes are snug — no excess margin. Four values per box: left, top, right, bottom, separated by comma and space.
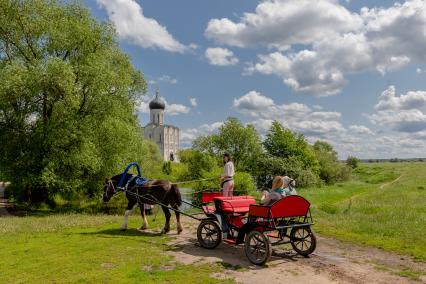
266, 232, 280, 238
223, 238, 237, 244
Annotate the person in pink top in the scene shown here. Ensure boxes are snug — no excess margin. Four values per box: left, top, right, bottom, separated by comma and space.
220, 152, 235, 196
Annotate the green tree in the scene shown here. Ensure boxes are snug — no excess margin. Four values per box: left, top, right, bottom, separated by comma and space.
263, 121, 319, 171
313, 141, 351, 183
253, 154, 321, 190
346, 156, 360, 169
0, 0, 158, 204
178, 149, 218, 180
162, 161, 172, 175
193, 117, 263, 172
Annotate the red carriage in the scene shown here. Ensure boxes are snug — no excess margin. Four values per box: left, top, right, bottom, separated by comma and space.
196, 192, 317, 265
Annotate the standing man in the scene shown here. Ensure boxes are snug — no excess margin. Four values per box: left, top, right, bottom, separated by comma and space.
221, 152, 235, 196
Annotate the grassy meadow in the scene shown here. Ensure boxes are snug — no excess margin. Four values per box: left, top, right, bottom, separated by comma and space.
0, 214, 230, 284
301, 162, 426, 261
1, 162, 425, 283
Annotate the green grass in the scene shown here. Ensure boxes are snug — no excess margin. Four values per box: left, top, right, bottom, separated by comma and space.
2, 162, 425, 283
299, 162, 426, 262
0, 214, 232, 284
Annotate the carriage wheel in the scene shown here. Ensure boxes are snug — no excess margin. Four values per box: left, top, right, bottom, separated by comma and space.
197, 220, 222, 249
244, 230, 272, 265
290, 226, 316, 256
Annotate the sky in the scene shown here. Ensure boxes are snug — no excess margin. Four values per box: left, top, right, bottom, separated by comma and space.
84, 0, 426, 159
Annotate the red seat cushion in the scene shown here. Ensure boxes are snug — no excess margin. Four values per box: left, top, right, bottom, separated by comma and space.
201, 192, 222, 203
213, 196, 256, 213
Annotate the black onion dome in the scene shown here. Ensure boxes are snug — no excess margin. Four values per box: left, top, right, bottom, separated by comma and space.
149, 92, 165, 110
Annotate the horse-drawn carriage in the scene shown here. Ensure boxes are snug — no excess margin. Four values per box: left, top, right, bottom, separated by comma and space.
196, 192, 316, 265
104, 162, 316, 265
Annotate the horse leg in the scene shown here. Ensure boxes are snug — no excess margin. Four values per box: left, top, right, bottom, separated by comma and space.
173, 204, 183, 234
161, 205, 171, 234
121, 201, 135, 231
139, 203, 149, 230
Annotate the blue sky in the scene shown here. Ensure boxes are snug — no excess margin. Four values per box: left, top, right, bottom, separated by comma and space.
84, 0, 426, 159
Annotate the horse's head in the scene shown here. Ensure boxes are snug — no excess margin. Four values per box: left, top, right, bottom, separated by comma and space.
102, 178, 117, 202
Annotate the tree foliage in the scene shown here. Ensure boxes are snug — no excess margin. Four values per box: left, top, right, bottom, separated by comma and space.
253, 154, 321, 190
178, 149, 218, 180
263, 121, 319, 172
0, 0, 160, 204
313, 141, 351, 184
346, 156, 360, 169
193, 117, 262, 172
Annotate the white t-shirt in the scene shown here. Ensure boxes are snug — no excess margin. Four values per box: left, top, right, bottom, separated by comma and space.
222, 161, 235, 179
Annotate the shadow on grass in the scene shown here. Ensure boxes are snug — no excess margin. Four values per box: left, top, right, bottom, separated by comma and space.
78, 228, 163, 237
165, 236, 304, 270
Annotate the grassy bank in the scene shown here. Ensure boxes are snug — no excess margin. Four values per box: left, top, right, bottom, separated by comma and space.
1, 162, 425, 283
300, 162, 426, 261
0, 214, 231, 284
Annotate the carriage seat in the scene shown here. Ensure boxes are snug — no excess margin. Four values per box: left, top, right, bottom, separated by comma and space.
249, 195, 311, 218
201, 192, 223, 214
213, 196, 256, 214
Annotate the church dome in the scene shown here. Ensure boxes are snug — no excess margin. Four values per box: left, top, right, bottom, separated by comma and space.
149, 92, 165, 110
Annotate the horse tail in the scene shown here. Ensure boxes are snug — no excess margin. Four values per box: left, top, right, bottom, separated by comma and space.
171, 184, 182, 207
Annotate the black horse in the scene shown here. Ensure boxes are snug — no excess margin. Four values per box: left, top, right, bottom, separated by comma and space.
102, 173, 183, 234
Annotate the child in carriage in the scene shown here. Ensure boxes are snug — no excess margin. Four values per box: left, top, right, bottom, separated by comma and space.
261, 176, 297, 206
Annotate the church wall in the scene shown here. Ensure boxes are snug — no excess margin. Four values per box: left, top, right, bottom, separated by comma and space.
144, 99, 180, 162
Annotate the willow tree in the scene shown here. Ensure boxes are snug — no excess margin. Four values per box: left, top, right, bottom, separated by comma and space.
0, 0, 160, 204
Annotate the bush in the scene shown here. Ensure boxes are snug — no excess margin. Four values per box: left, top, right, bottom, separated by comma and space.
162, 162, 172, 175
313, 141, 351, 184
252, 154, 321, 190
346, 156, 360, 169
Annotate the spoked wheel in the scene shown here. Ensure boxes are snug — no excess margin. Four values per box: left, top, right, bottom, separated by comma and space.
244, 230, 272, 265
290, 226, 316, 256
197, 220, 222, 249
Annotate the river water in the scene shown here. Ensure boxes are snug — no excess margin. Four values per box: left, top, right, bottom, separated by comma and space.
179, 187, 193, 211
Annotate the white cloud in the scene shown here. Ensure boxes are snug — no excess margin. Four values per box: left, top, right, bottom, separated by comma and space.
180, 121, 223, 146
158, 75, 178, 84
167, 104, 190, 116
189, 98, 197, 107
250, 118, 274, 133
366, 86, 426, 133
309, 111, 341, 121
233, 90, 344, 137
233, 91, 274, 110
374, 85, 426, 111
349, 125, 375, 135
205, 47, 239, 66
149, 75, 178, 85
246, 50, 347, 96
135, 96, 151, 113
205, 0, 362, 48
368, 109, 426, 132
97, 0, 190, 53
209, 0, 426, 95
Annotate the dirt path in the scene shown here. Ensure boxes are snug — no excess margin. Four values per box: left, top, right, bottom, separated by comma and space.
0, 182, 13, 217
379, 174, 404, 190
166, 217, 425, 283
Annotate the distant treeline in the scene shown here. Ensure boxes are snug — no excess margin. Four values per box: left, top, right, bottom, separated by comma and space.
359, 158, 426, 163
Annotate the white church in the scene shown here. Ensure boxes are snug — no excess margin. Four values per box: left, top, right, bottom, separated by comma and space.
144, 91, 180, 161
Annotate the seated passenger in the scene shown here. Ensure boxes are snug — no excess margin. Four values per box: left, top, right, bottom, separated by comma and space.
261, 176, 297, 206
